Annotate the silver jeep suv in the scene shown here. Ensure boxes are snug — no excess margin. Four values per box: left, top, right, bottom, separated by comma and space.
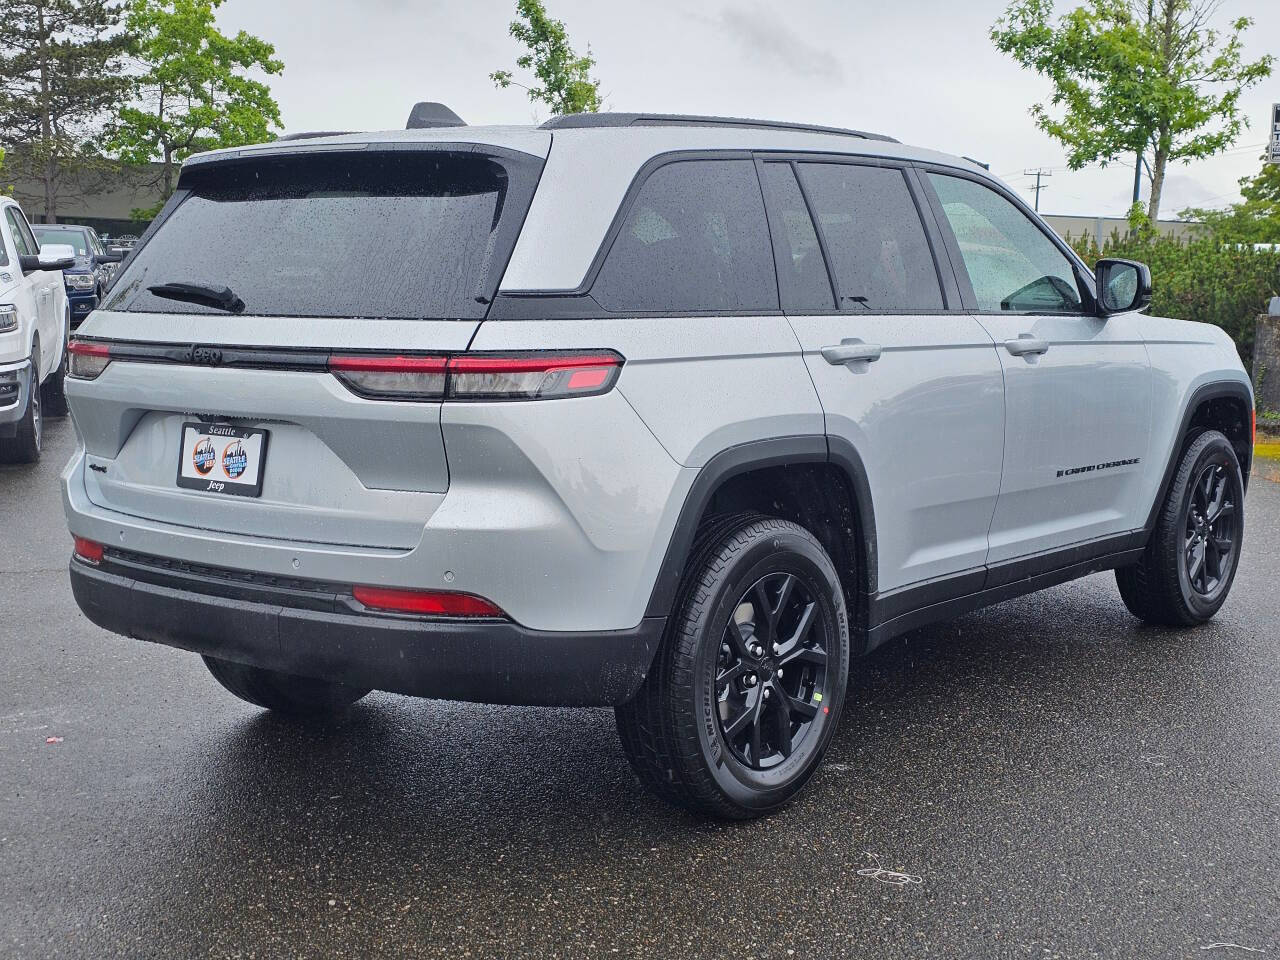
63, 107, 1253, 818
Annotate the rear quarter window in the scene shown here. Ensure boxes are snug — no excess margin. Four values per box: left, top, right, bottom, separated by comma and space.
591, 158, 778, 314
104, 149, 540, 320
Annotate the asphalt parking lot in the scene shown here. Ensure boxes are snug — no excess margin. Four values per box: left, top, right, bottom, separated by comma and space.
2, 418, 1277, 960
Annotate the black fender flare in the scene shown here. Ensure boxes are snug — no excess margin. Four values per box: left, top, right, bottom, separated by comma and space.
1143, 380, 1254, 533
643, 435, 878, 620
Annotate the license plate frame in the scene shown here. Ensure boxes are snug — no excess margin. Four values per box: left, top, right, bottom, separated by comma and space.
176, 422, 269, 498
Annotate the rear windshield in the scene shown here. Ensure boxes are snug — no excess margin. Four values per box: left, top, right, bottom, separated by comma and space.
104, 149, 539, 320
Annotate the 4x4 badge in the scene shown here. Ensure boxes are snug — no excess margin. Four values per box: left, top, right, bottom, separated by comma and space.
191, 346, 223, 366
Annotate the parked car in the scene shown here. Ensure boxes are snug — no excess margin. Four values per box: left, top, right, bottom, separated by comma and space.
31, 224, 123, 328
62, 107, 1253, 818
0, 198, 73, 463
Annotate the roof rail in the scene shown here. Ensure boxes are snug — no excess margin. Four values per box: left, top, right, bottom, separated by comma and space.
277, 131, 355, 142
539, 112, 898, 143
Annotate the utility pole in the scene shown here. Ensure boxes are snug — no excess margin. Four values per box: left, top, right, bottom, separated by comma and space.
1024, 167, 1052, 212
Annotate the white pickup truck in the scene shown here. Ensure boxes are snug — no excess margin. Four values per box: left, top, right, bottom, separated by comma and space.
0, 196, 73, 463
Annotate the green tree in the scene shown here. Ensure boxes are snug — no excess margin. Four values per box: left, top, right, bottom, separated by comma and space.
0, 0, 131, 222
1185, 160, 1280, 244
992, 0, 1272, 223
491, 0, 601, 116
108, 0, 282, 215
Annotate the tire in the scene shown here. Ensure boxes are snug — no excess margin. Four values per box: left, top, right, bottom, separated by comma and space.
43, 314, 70, 418
0, 352, 41, 464
202, 655, 371, 716
1117, 429, 1244, 626
616, 514, 850, 819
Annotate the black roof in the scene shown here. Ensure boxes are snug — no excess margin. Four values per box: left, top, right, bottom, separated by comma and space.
539, 112, 898, 143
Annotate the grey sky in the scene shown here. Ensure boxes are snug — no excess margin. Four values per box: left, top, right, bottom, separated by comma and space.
219, 0, 1279, 220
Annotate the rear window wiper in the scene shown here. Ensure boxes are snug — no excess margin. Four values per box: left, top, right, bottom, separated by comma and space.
148, 281, 245, 314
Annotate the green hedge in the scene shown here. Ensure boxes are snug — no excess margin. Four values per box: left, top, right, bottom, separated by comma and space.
1065, 231, 1280, 368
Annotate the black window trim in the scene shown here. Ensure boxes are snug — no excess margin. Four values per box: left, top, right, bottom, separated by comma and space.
494, 147, 980, 321
756, 152, 961, 316
755, 157, 837, 313
914, 163, 1099, 317
494, 149, 786, 319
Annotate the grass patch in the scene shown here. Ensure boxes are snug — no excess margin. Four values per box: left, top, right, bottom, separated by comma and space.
1256, 442, 1280, 461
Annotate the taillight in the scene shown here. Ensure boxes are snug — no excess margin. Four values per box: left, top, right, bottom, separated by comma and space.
328, 354, 447, 400
352, 585, 505, 617
447, 352, 622, 400
67, 340, 111, 380
72, 536, 104, 565
327, 351, 623, 402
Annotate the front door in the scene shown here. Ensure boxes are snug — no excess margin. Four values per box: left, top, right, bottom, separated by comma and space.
759, 157, 1006, 596
5, 206, 55, 374
922, 171, 1151, 567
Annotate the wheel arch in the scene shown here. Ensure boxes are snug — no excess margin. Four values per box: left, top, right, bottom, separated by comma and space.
1145, 380, 1254, 533
643, 436, 878, 642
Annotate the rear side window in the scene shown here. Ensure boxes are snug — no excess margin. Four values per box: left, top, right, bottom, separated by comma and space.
105, 150, 539, 319
591, 159, 777, 314
797, 163, 943, 312
928, 173, 1084, 314
759, 162, 835, 312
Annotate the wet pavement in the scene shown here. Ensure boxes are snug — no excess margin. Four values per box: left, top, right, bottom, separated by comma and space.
2, 418, 1278, 959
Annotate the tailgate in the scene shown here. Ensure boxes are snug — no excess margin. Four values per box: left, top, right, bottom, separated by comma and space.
65, 142, 545, 550
69, 314, 476, 549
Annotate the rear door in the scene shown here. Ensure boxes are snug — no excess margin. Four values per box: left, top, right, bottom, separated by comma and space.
921, 171, 1151, 566
762, 157, 1006, 596
70, 143, 545, 549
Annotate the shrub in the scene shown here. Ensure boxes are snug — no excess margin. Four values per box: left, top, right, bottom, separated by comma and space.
1066, 230, 1280, 368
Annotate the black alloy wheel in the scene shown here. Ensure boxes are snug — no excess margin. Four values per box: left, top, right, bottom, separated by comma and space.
1117, 429, 1244, 626
616, 514, 850, 819
716, 572, 830, 770
1183, 460, 1238, 598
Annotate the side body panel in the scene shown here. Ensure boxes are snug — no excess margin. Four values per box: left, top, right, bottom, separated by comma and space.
0, 202, 45, 370
13, 204, 64, 381
1138, 315, 1254, 504
470, 316, 825, 468
463, 316, 823, 625
975, 310, 1152, 562
789, 314, 1004, 591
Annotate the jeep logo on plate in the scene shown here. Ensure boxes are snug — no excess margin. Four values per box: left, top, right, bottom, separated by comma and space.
191, 346, 223, 366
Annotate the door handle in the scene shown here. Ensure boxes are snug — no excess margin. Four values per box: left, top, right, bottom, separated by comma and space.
1004, 335, 1050, 357
821, 340, 883, 365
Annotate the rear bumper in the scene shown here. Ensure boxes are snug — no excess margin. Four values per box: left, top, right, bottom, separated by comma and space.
69, 553, 664, 707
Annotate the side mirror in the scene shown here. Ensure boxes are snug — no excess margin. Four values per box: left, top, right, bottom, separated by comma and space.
95, 251, 124, 264
1096, 258, 1151, 316
108, 246, 128, 257
19, 253, 75, 274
